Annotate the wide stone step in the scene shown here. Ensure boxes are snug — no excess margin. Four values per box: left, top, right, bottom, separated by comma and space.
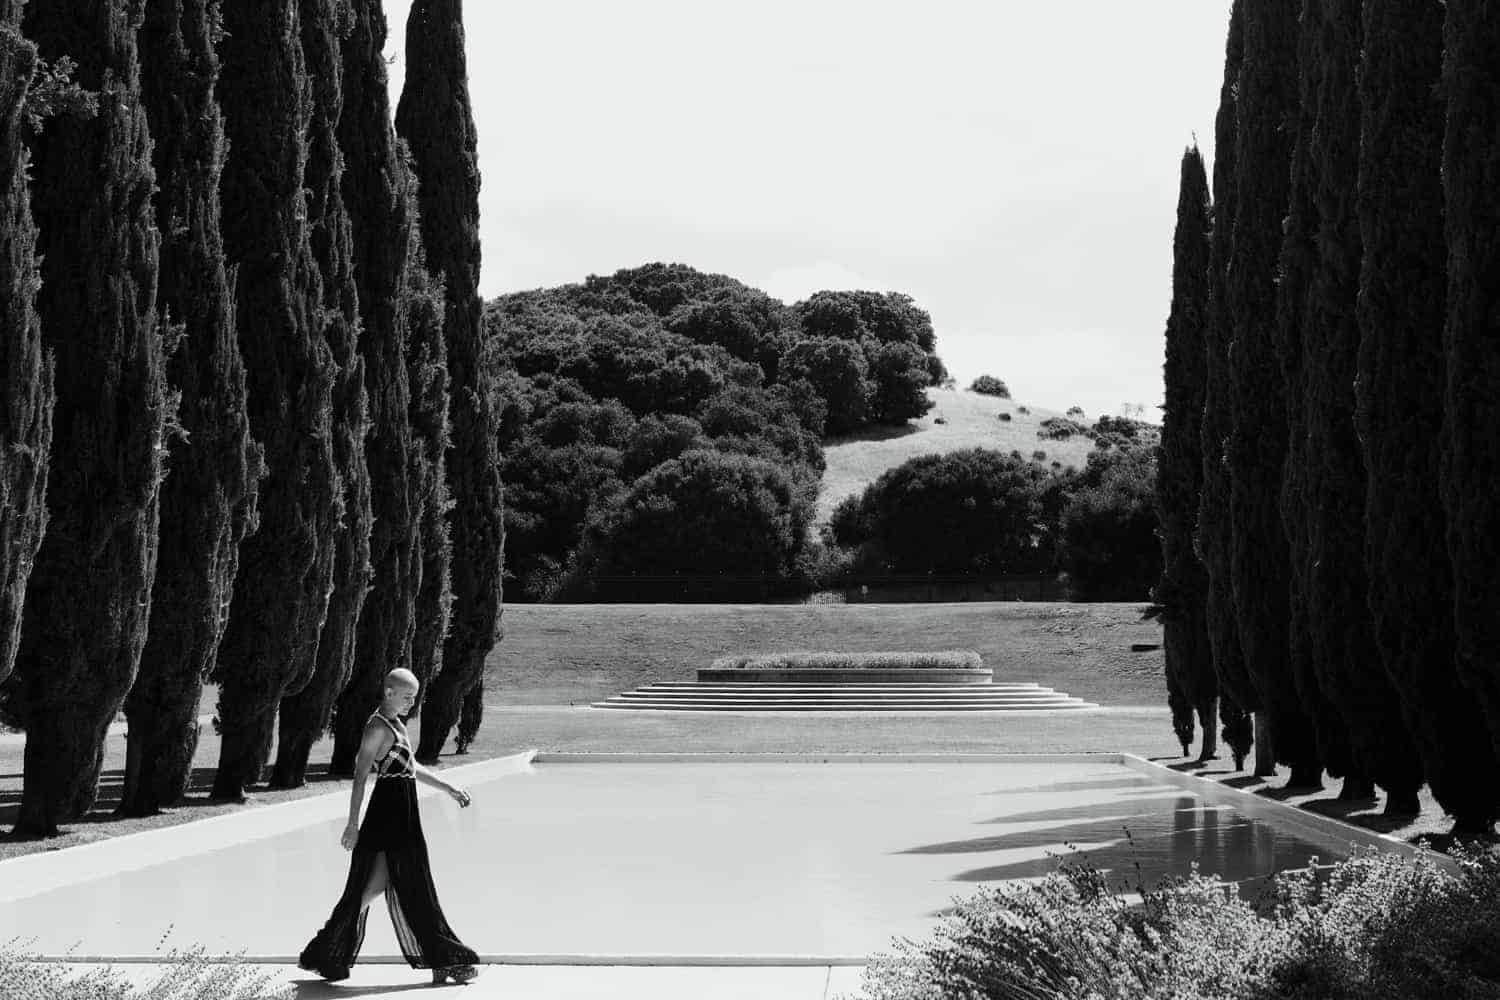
611, 691, 1079, 704
592, 679, 1098, 712
592, 698, 1099, 712
641, 681, 1046, 692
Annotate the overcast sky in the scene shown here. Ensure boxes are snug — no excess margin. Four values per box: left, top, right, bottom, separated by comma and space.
382, 0, 1235, 418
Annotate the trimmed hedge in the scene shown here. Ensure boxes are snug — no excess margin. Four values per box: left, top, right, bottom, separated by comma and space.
710, 650, 982, 671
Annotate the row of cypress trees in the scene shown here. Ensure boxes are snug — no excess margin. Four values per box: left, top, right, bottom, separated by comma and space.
1158, 0, 1500, 836
0, 0, 503, 837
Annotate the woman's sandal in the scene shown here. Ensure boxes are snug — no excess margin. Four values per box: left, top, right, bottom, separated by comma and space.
431, 964, 479, 985
299, 963, 350, 983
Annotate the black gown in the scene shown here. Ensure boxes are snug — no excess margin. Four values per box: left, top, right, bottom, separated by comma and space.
298, 713, 478, 978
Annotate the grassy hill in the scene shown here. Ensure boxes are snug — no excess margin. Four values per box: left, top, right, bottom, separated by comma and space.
816, 387, 1108, 524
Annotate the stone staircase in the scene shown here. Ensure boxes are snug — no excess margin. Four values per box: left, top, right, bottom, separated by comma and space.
592, 680, 1098, 712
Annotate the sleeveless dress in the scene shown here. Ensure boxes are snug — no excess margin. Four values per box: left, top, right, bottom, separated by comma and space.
298, 712, 478, 977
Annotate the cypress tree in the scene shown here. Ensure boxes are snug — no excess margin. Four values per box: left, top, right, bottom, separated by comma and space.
326, 0, 421, 776
403, 184, 454, 710
121, 0, 264, 816
1158, 145, 1218, 761
1225, 0, 1322, 788
1301, 0, 1423, 812
270, 0, 373, 790
1197, 0, 1256, 771
12, 0, 169, 835
1357, 0, 1500, 836
398, 0, 504, 764
1275, 0, 1358, 790
0, 12, 52, 690
212, 0, 341, 802
1440, 0, 1500, 776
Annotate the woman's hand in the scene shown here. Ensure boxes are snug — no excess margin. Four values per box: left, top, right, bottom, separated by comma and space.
448, 785, 472, 808
341, 822, 359, 850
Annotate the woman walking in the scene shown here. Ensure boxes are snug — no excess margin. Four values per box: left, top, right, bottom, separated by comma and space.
299, 668, 480, 985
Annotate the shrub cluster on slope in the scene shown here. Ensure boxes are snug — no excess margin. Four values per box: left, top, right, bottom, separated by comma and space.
485, 263, 947, 601
829, 418, 1160, 599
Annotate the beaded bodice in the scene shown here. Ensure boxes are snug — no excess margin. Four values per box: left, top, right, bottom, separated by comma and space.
370, 712, 415, 780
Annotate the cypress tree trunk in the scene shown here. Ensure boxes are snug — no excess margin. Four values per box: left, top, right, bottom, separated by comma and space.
326, 0, 421, 777
1358, 0, 1500, 835
1226, 0, 1322, 789
0, 14, 52, 692
13, 0, 168, 836
1440, 0, 1500, 786
121, 0, 264, 817
270, 0, 373, 790
1158, 145, 1217, 761
1302, 0, 1422, 811
1197, 0, 1258, 770
456, 680, 482, 753
212, 0, 340, 802
1275, 0, 1357, 789
1167, 665, 1195, 756
397, 0, 504, 765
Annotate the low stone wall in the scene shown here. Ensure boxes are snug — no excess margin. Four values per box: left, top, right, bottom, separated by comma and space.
695, 667, 995, 685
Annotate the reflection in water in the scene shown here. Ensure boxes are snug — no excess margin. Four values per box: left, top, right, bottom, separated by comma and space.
904, 794, 1337, 892
985, 777, 1162, 796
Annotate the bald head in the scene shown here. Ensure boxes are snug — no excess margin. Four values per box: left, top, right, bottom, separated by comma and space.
384, 668, 419, 693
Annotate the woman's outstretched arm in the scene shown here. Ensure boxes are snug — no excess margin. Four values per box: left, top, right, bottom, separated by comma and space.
413, 760, 471, 806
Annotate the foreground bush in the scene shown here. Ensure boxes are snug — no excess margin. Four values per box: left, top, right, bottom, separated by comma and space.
0, 943, 288, 1000
711, 650, 982, 670
847, 847, 1500, 1000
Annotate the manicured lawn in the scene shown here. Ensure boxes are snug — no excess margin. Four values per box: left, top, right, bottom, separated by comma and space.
492, 602, 1167, 706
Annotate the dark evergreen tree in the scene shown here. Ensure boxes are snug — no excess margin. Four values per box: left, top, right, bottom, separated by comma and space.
398, 0, 503, 764
121, 0, 264, 816
212, 0, 341, 802
403, 184, 453, 711
11, 0, 169, 835
1275, 0, 1357, 789
1225, 0, 1322, 788
1197, 0, 1257, 771
271, 0, 373, 790
0, 13, 52, 690
1301, 0, 1422, 812
1157, 145, 1218, 760
1357, 0, 1500, 836
327, 0, 422, 776
1440, 0, 1500, 775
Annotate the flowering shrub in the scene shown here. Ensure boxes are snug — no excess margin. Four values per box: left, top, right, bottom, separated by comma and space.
846, 847, 1500, 1000
0, 942, 289, 1000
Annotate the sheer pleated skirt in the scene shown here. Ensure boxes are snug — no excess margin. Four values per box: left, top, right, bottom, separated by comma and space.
298, 779, 477, 975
